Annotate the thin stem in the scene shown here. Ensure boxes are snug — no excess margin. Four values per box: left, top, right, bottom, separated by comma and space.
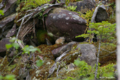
95, 39, 101, 80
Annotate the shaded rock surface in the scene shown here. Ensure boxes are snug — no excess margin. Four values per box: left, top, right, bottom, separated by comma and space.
0, 38, 10, 57
0, 13, 16, 39
91, 5, 108, 22
69, 0, 95, 13
76, 44, 96, 66
45, 8, 87, 42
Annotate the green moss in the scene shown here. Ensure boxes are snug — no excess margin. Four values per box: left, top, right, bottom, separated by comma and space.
48, 60, 115, 80
7, 64, 16, 72
77, 9, 94, 26
18, 0, 50, 11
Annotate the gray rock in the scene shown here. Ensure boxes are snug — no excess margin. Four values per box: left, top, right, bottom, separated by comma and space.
69, 0, 95, 13
91, 5, 108, 22
76, 44, 96, 66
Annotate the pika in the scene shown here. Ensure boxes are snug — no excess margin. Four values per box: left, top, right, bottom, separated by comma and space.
55, 37, 65, 44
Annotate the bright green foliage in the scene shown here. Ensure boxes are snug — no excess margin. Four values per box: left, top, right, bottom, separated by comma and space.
0, 74, 16, 80
6, 37, 41, 55
4, 75, 16, 80
73, 60, 94, 79
66, 6, 77, 11
0, 75, 2, 79
22, 45, 41, 55
36, 59, 44, 67
75, 0, 83, 1
64, 77, 74, 80
76, 21, 116, 44
57, 0, 60, 3
97, 63, 115, 78
64, 59, 115, 80
74, 59, 89, 68
78, 9, 94, 26
65, 0, 70, 5
0, 10, 4, 15
6, 37, 20, 50
21, 0, 50, 11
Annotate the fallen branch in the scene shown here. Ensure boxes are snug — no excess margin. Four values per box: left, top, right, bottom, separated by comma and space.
17, 3, 64, 25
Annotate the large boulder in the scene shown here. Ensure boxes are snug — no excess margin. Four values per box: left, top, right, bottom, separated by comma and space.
45, 8, 87, 42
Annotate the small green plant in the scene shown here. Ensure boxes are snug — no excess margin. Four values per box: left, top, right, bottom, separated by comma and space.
0, 74, 16, 80
57, 0, 60, 3
74, 59, 94, 79
36, 59, 44, 67
69, 59, 115, 80
6, 37, 20, 50
76, 21, 116, 44
6, 37, 41, 55
22, 45, 41, 55
97, 63, 115, 78
66, 6, 77, 11
65, 0, 70, 6
64, 77, 74, 80
77, 9, 94, 26
0, 10, 4, 15
76, 22, 116, 79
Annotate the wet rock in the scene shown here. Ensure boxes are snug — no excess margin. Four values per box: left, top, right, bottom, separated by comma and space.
76, 44, 96, 66
0, 38, 10, 57
45, 8, 87, 42
69, 0, 95, 13
91, 5, 108, 22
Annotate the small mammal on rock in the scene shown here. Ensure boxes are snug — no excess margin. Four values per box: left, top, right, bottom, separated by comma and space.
55, 37, 65, 44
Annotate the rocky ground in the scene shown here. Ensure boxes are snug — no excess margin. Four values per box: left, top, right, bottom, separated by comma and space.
0, 0, 116, 80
